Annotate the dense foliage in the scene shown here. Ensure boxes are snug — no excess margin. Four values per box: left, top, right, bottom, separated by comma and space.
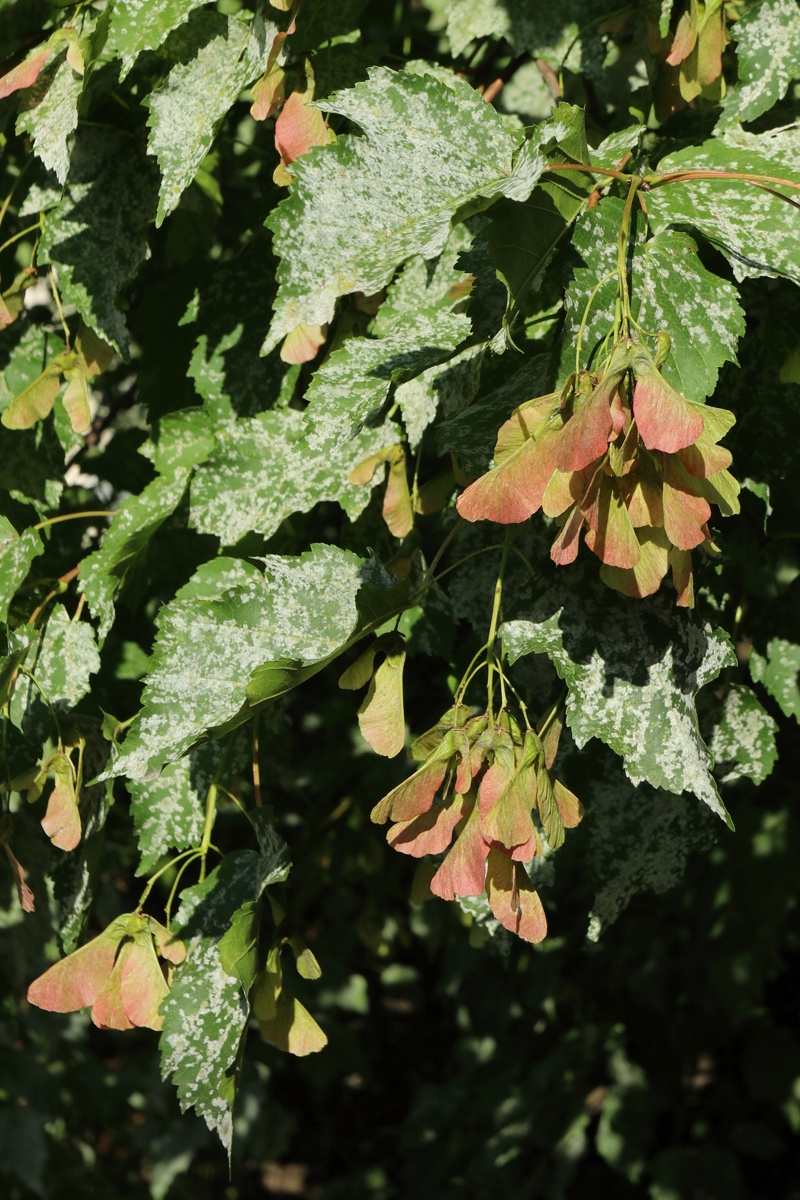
1, 0, 800, 1196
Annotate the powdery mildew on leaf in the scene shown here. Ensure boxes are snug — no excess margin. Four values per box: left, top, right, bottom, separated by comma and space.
80, 471, 191, 641
585, 756, 715, 939
561, 198, 745, 399
160, 852, 259, 1150
396, 343, 485, 448
145, 12, 271, 226
501, 579, 736, 822
189, 410, 399, 544
39, 128, 159, 356
445, 0, 619, 72
0, 527, 43, 623
106, 545, 365, 781
718, 0, 800, 129
16, 58, 82, 186
129, 741, 225, 875
106, 0, 211, 79
750, 637, 800, 722
264, 67, 542, 351
10, 605, 99, 718
371, 224, 473, 339
302, 309, 469, 449
709, 684, 778, 786
648, 134, 800, 287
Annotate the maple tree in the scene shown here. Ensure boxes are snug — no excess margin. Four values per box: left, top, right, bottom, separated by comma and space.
1, 1, 800, 1196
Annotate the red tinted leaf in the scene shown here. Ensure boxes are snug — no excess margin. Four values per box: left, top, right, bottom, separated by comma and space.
663, 458, 711, 550
91, 943, 136, 1030
118, 934, 169, 1031
541, 467, 583, 518
382, 448, 413, 538
146, 915, 186, 965
371, 736, 454, 823
552, 778, 583, 828
41, 755, 81, 851
273, 90, 334, 184
485, 850, 547, 943
583, 475, 641, 569
550, 503, 585, 565
457, 431, 559, 524
619, 472, 664, 527
3, 841, 35, 912
666, 10, 696, 65
251, 63, 286, 120
669, 547, 695, 607
633, 373, 704, 454
27, 920, 128, 1013
0, 47, 51, 99
387, 793, 464, 857
280, 322, 326, 364
430, 801, 489, 900
554, 383, 614, 473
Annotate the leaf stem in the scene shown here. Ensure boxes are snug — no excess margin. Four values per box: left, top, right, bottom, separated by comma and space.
420, 518, 464, 589
485, 530, 514, 720
0, 222, 41, 256
33, 510, 115, 531
138, 847, 199, 910
617, 176, 641, 338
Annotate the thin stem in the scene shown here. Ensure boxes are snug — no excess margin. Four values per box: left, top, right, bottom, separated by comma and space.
575, 268, 618, 374
647, 168, 800, 193
0, 222, 41, 256
455, 658, 490, 706
48, 268, 70, 345
165, 853, 203, 924
423, 542, 506, 592
17, 666, 62, 744
33, 510, 115, 531
420, 518, 465, 589
198, 730, 240, 881
137, 848, 200, 909
27, 564, 80, 626
485, 530, 514, 720
617, 177, 641, 338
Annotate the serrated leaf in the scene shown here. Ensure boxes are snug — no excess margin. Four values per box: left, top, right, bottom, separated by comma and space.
717, 0, 800, 129
303, 308, 469, 449
445, 0, 618, 67
485, 104, 594, 317
437, 352, 554, 473
160, 851, 260, 1150
560, 197, 745, 399
501, 574, 736, 823
79, 471, 190, 640
750, 637, 800, 722
183, 234, 288, 422
106, 0, 212, 79
371, 224, 473, 338
709, 684, 778, 786
648, 131, 800, 286
106, 545, 368, 782
0, 526, 43, 624
264, 67, 550, 351
8, 605, 99, 736
128, 740, 234, 875
39, 127, 159, 357
145, 12, 271, 226
188, 410, 400, 545
15, 56, 82, 186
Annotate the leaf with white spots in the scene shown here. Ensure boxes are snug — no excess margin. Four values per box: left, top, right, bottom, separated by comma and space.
750, 637, 800, 722
648, 132, 800, 287
303, 308, 469, 450
8, 605, 100, 737
106, 0, 212, 79
15, 56, 82, 186
264, 67, 554, 352
39, 127, 159, 357
160, 851, 259, 1151
0, 525, 43, 624
189, 410, 400, 545
718, 0, 800, 129
129, 741, 234, 875
80, 471, 191, 641
501, 574, 736, 824
105, 545, 369, 782
559, 197, 746, 399
145, 12, 272, 226
709, 684, 778, 786
445, 0, 619, 69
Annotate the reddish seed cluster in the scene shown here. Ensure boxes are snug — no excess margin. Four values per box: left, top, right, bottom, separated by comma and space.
457, 337, 739, 607
371, 705, 582, 943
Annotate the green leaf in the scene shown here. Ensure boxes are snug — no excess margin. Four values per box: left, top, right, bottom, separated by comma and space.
183, 234, 288, 422
9, 604, 100, 734
709, 684, 778, 786
370, 224, 473, 338
15, 56, 82, 186
648, 130, 800, 286
750, 637, 800, 722
264, 67, 551, 352
141, 408, 215, 475
0, 525, 43, 624
436, 351, 553, 473
395, 343, 484, 449
79, 471, 191, 641
160, 851, 260, 1151
39, 127, 159, 357
485, 103, 594, 317
128, 740, 239, 875
0, 326, 67, 512
585, 755, 715, 939
217, 900, 260, 990
445, 0, 619, 68
303, 308, 469, 450
189, 410, 399, 545
501, 575, 736, 824
106, 0, 212, 79
718, 0, 800, 129
106, 545, 368, 782
145, 12, 271, 226
559, 197, 746, 399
